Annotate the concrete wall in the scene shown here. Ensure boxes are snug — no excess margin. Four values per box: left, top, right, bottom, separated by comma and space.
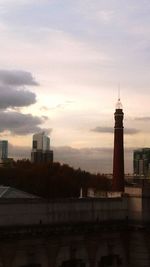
0, 197, 128, 226
125, 185, 150, 222
125, 187, 142, 221
0, 193, 150, 266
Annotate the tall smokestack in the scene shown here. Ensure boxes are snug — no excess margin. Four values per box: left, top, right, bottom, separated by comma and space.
112, 98, 124, 192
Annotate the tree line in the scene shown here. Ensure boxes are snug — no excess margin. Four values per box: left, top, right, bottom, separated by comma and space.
0, 160, 111, 198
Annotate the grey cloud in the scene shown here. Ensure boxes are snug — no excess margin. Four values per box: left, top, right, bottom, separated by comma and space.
0, 70, 38, 86
125, 128, 140, 134
135, 117, 150, 121
0, 111, 49, 135
91, 126, 113, 133
91, 126, 140, 135
40, 128, 53, 135
0, 86, 36, 109
9, 144, 31, 159
8, 145, 133, 174
53, 146, 112, 173
0, 70, 39, 109
52, 146, 134, 174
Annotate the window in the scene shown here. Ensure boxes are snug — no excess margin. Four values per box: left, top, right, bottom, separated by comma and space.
33, 140, 37, 149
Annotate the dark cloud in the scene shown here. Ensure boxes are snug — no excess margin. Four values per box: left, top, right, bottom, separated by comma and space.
91, 126, 140, 135
0, 70, 38, 86
0, 111, 49, 135
0, 86, 36, 109
0, 70, 39, 109
135, 117, 150, 121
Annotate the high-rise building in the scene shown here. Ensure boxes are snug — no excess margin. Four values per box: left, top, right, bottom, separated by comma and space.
31, 132, 53, 163
0, 140, 8, 159
133, 148, 150, 177
112, 98, 124, 192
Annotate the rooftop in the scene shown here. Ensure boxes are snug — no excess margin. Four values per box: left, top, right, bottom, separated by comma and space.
0, 186, 39, 199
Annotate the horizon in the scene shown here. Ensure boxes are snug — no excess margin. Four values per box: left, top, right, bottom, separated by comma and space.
8, 143, 135, 174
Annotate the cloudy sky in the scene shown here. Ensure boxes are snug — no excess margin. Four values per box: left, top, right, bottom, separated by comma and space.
0, 0, 150, 173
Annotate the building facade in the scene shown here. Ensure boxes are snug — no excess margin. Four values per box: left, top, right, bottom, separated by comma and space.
133, 148, 150, 177
31, 132, 53, 163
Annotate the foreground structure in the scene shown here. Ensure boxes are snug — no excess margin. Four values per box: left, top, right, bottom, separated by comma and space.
0, 185, 149, 267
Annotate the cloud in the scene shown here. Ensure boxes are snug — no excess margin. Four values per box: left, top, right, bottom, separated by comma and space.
0, 70, 38, 86
135, 117, 150, 121
125, 128, 140, 134
8, 145, 133, 173
0, 0, 48, 7
40, 100, 75, 112
91, 126, 140, 135
0, 86, 36, 109
0, 69, 51, 136
0, 111, 49, 135
52, 146, 134, 173
91, 126, 113, 134
9, 144, 31, 159
0, 70, 38, 109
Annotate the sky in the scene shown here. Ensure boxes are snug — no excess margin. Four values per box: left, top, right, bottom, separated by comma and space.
0, 0, 150, 173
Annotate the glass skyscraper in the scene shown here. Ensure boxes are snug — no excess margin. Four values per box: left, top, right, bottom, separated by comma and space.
133, 148, 150, 177
31, 132, 53, 163
0, 140, 8, 159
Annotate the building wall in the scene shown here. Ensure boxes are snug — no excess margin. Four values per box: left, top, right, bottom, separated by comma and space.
0, 228, 150, 267
0, 194, 149, 266
125, 185, 150, 222
3, 189, 150, 225
0, 231, 128, 267
125, 187, 142, 221
0, 197, 128, 226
